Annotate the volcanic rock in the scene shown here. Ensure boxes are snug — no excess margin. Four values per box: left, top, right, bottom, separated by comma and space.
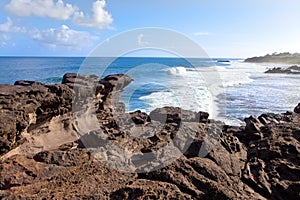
294, 103, 300, 114
0, 73, 299, 200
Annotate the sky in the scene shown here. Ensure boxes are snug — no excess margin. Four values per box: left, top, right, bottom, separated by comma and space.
0, 0, 300, 58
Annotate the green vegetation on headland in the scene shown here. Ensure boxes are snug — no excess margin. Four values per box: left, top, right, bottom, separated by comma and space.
244, 52, 300, 64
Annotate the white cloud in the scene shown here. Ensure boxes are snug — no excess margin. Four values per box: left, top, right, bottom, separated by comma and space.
0, 17, 23, 33
5, 0, 113, 29
5, 0, 77, 20
29, 25, 98, 50
193, 32, 210, 36
0, 17, 24, 46
73, 0, 113, 29
137, 34, 149, 46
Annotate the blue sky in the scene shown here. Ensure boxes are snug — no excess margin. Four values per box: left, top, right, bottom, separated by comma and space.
0, 0, 300, 58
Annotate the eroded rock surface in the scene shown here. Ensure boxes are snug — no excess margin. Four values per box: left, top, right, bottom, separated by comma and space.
0, 73, 299, 199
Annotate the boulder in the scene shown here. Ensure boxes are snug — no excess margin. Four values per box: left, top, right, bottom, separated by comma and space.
244, 116, 263, 133
294, 103, 300, 114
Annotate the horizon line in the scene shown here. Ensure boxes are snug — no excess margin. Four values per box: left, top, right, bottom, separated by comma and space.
0, 55, 245, 59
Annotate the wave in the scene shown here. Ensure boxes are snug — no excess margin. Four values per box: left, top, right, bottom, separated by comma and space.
214, 65, 254, 87
40, 77, 63, 84
135, 62, 263, 121
165, 66, 187, 76
164, 63, 255, 88
126, 60, 300, 125
139, 86, 213, 115
222, 74, 253, 87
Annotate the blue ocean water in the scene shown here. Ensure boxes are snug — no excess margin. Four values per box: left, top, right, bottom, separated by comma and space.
0, 57, 83, 84
1, 57, 299, 125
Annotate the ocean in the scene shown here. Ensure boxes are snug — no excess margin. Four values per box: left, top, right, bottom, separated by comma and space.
1, 57, 299, 125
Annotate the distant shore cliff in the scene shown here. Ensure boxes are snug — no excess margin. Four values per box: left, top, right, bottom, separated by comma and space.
0, 73, 299, 199
245, 52, 300, 64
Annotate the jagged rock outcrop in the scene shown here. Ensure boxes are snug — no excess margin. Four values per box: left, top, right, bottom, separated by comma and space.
264, 66, 300, 74
0, 73, 299, 199
0, 80, 73, 156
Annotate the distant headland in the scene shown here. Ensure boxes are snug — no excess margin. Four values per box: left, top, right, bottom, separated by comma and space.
244, 52, 300, 64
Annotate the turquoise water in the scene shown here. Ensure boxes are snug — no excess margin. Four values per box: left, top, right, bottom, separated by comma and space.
0, 57, 299, 125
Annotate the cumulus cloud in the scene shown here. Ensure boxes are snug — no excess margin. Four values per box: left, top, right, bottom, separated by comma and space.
5, 0, 76, 20
29, 25, 98, 50
73, 0, 113, 29
0, 17, 23, 33
5, 0, 113, 29
0, 17, 24, 46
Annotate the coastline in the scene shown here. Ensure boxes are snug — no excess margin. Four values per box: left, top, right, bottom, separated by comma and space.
1, 57, 299, 123
0, 73, 299, 199
244, 53, 300, 65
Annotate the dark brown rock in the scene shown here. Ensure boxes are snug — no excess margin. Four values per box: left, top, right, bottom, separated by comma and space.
0, 73, 299, 200
0, 82, 73, 156
98, 74, 133, 110
130, 110, 151, 125
294, 103, 300, 114
149, 106, 209, 124
264, 65, 300, 74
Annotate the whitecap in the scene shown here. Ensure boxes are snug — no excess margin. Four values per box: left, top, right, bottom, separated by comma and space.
165, 66, 187, 76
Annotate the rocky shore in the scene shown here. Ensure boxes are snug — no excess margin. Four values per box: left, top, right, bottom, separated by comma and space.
265, 65, 300, 74
0, 73, 299, 199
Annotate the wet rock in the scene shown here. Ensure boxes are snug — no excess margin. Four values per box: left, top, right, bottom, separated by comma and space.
294, 103, 300, 114
264, 65, 300, 74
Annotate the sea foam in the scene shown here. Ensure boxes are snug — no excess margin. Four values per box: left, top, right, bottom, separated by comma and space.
165, 66, 187, 76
